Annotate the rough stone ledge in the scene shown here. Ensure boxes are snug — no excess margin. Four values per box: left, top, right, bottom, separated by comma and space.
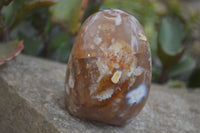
0, 55, 200, 133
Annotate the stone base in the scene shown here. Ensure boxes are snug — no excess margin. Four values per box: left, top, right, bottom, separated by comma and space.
0, 55, 200, 133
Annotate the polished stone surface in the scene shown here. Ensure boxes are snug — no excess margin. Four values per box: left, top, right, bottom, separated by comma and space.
65, 9, 151, 125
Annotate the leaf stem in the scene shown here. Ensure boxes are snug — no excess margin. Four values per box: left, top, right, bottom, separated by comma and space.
158, 66, 168, 84
0, 27, 9, 43
41, 34, 49, 57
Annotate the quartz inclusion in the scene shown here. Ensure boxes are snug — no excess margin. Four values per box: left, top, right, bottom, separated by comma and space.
65, 9, 151, 126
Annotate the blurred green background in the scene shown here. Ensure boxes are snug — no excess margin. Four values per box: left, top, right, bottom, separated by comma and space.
0, 0, 200, 88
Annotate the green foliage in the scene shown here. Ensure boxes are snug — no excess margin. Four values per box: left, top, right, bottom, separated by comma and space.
0, 0, 102, 64
0, 40, 22, 57
155, 11, 198, 84
157, 17, 185, 67
2, 0, 28, 27
0, 0, 13, 10
0, 40, 24, 65
158, 17, 185, 56
18, 32, 42, 55
48, 31, 71, 61
0, 0, 57, 65
1, 0, 56, 30
50, 0, 83, 35
48, 31, 70, 52
0, 0, 199, 87
9, 0, 56, 30
167, 56, 195, 78
54, 40, 72, 62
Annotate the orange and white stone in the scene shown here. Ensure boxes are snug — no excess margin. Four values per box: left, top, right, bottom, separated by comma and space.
65, 9, 151, 126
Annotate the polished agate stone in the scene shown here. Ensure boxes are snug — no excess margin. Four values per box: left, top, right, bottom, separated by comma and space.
65, 9, 151, 126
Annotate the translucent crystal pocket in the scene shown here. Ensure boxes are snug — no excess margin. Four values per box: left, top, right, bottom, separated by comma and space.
65, 9, 151, 126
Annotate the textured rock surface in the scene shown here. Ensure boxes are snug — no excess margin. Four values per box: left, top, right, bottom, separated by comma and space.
0, 55, 200, 133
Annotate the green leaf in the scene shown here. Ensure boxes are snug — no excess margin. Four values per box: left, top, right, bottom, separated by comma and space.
0, 40, 24, 65
158, 17, 185, 56
9, 0, 56, 30
157, 41, 184, 67
1, 0, 25, 26
157, 16, 186, 67
50, 0, 83, 34
167, 56, 195, 78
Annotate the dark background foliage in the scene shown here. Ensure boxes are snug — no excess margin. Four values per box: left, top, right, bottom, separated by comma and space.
0, 0, 199, 88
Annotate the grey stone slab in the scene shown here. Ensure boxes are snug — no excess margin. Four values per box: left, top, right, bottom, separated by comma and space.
0, 55, 200, 133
